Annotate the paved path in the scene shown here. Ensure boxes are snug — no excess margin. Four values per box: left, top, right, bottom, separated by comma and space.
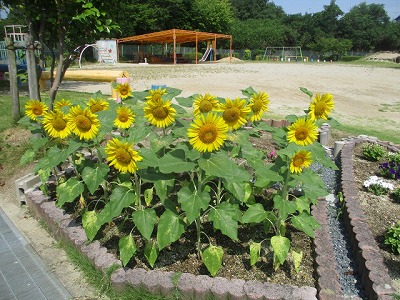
0, 207, 71, 300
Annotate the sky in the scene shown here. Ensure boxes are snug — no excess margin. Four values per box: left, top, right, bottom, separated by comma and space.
271, 0, 400, 20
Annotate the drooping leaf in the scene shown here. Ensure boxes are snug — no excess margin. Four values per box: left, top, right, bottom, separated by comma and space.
198, 152, 251, 182
273, 194, 297, 220
153, 179, 175, 203
158, 152, 196, 174
56, 178, 84, 207
132, 208, 157, 241
249, 242, 261, 266
291, 213, 320, 238
82, 164, 110, 194
242, 203, 268, 223
201, 244, 224, 277
144, 188, 153, 206
291, 250, 303, 273
300, 87, 313, 98
208, 202, 240, 241
119, 234, 137, 267
82, 210, 101, 241
96, 186, 135, 225
157, 210, 186, 250
271, 235, 290, 269
177, 186, 210, 224
20, 149, 36, 165
224, 181, 252, 204
144, 240, 159, 268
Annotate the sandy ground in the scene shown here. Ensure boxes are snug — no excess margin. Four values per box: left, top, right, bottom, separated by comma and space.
60, 61, 400, 134
1, 61, 399, 298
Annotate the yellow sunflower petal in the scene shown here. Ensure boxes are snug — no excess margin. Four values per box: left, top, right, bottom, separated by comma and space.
287, 118, 318, 146
290, 150, 312, 173
87, 98, 109, 113
219, 97, 251, 130
105, 138, 142, 173
114, 106, 135, 129
143, 99, 176, 128
308, 93, 334, 121
25, 100, 48, 121
187, 113, 228, 152
249, 91, 269, 122
66, 106, 100, 140
42, 110, 71, 139
193, 93, 219, 115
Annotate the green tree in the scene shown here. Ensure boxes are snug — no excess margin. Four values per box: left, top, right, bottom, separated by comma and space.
231, 19, 288, 49
4, 0, 119, 105
309, 37, 352, 60
313, 0, 343, 38
338, 2, 390, 51
230, 0, 284, 21
193, 0, 234, 33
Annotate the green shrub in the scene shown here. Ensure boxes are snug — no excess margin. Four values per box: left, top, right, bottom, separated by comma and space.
340, 56, 362, 62
392, 188, 400, 203
243, 49, 252, 60
183, 52, 203, 61
362, 143, 386, 161
255, 54, 263, 61
384, 221, 400, 254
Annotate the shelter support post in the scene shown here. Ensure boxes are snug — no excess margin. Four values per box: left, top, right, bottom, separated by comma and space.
5, 37, 20, 122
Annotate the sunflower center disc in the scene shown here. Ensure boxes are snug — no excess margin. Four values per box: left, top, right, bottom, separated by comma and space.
295, 128, 308, 141
199, 100, 213, 113
314, 102, 327, 117
199, 124, 217, 143
252, 99, 263, 113
294, 156, 305, 167
115, 148, 132, 165
75, 115, 92, 132
119, 114, 129, 122
91, 104, 104, 113
33, 107, 43, 116
153, 106, 168, 119
223, 107, 240, 122
52, 117, 67, 131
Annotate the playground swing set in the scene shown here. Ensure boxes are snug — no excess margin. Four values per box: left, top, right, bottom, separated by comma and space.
262, 46, 307, 62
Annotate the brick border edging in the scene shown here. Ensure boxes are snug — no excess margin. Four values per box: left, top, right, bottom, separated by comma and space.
24, 189, 318, 300
312, 198, 344, 300
339, 137, 398, 300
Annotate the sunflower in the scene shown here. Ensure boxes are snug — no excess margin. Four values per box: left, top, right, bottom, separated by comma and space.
66, 106, 100, 140
218, 98, 251, 130
115, 83, 132, 99
308, 93, 334, 121
105, 138, 142, 173
287, 118, 318, 146
42, 110, 71, 139
145, 88, 167, 102
290, 150, 312, 173
248, 91, 270, 122
193, 93, 219, 115
187, 113, 228, 152
54, 99, 72, 111
143, 99, 176, 128
114, 106, 135, 129
87, 98, 109, 113
25, 100, 48, 121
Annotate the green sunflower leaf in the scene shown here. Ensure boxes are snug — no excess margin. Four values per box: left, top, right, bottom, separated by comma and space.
82, 210, 101, 241
291, 213, 320, 238
157, 210, 186, 250
119, 234, 137, 267
177, 186, 210, 224
144, 240, 159, 268
242, 203, 268, 223
208, 202, 240, 241
250, 242, 262, 266
201, 244, 224, 277
56, 177, 84, 207
271, 235, 290, 269
132, 208, 157, 241
158, 152, 196, 174
81, 164, 110, 195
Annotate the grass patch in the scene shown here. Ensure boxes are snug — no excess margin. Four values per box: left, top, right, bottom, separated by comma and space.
379, 101, 400, 113
58, 239, 179, 300
341, 59, 400, 69
332, 123, 400, 144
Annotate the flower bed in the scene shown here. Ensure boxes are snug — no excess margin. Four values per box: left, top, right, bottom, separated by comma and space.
20, 85, 342, 298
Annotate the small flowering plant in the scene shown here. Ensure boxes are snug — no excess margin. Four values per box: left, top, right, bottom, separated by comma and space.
363, 175, 394, 196
20, 85, 337, 276
379, 152, 400, 180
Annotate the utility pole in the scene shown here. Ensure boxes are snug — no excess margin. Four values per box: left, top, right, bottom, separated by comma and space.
5, 37, 20, 122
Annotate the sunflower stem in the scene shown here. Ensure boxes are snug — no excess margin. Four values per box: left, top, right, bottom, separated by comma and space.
133, 173, 142, 208
195, 216, 202, 259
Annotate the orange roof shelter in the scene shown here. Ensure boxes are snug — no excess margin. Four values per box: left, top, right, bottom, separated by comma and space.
117, 29, 232, 64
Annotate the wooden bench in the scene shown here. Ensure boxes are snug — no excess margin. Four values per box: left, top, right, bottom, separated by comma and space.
39, 69, 130, 97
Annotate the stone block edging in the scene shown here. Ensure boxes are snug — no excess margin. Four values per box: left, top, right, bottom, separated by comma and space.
339, 137, 398, 299
24, 188, 318, 300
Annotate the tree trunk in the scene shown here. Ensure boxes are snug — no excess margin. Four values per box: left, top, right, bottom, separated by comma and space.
25, 34, 40, 100
5, 37, 20, 123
